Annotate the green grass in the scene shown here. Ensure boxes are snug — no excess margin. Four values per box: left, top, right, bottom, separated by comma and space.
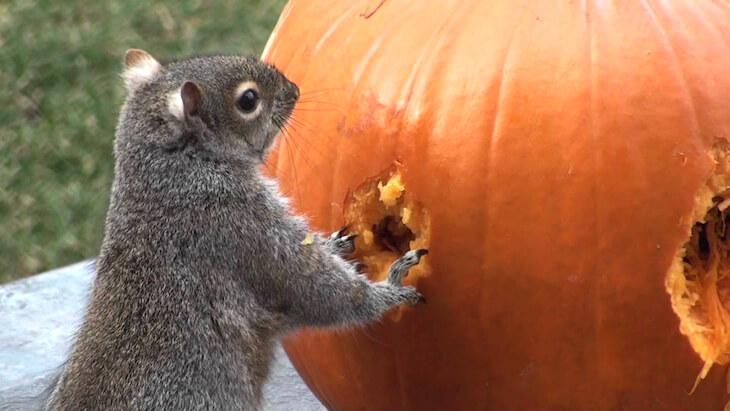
0, 0, 287, 283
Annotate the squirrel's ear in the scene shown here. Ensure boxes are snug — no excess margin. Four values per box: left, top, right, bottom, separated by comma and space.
123, 49, 161, 93
180, 81, 203, 122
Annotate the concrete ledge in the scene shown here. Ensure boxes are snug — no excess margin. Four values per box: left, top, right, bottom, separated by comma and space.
0, 261, 325, 410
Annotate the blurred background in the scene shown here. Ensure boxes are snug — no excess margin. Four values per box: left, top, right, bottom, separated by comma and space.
0, 0, 287, 283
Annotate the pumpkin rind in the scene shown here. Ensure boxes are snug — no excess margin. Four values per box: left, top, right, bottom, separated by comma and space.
262, 1, 730, 409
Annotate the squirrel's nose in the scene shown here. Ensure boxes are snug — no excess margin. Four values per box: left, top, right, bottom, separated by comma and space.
290, 83, 300, 101
284, 81, 299, 102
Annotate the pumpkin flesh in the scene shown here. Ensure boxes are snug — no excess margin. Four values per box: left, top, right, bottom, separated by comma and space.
667, 141, 730, 388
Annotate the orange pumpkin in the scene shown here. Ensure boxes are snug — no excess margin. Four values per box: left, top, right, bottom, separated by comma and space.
261, 1, 730, 409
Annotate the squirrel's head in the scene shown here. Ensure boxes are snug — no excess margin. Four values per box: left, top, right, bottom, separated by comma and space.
120, 49, 299, 163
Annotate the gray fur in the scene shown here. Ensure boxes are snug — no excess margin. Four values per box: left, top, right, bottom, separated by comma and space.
43, 51, 425, 410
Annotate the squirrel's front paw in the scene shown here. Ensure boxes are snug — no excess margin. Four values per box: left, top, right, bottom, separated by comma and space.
387, 249, 428, 286
324, 226, 357, 256
385, 249, 428, 307
398, 285, 426, 306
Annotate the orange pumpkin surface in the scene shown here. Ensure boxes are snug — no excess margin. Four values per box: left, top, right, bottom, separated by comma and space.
261, 1, 730, 409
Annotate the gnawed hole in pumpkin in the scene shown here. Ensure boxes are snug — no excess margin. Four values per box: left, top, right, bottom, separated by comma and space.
666, 140, 730, 393
343, 165, 431, 289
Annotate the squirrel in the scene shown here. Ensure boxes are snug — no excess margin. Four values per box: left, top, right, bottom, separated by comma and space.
42, 49, 427, 410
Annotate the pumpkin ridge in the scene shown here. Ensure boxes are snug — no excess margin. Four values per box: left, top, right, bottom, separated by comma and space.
312, 3, 357, 56
641, 0, 701, 137
316, 7, 365, 404
694, 4, 730, 51
388, 2, 483, 404
583, 0, 604, 403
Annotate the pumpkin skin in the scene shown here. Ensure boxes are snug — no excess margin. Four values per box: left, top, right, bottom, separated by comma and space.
261, 1, 730, 410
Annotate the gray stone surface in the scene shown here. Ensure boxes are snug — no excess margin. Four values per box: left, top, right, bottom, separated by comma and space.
0, 261, 325, 410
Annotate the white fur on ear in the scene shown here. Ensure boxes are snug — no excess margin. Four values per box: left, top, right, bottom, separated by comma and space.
123, 49, 161, 93
167, 89, 184, 121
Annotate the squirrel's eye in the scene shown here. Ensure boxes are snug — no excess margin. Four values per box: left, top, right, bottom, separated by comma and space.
237, 89, 259, 113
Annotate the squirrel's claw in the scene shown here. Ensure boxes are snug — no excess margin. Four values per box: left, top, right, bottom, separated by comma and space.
326, 228, 358, 256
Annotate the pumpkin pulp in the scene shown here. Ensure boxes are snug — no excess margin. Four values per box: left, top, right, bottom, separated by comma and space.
343, 166, 431, 285
667, 140, 730, 389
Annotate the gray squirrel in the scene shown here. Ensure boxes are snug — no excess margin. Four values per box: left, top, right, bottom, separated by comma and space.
42, 50, 427, 410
